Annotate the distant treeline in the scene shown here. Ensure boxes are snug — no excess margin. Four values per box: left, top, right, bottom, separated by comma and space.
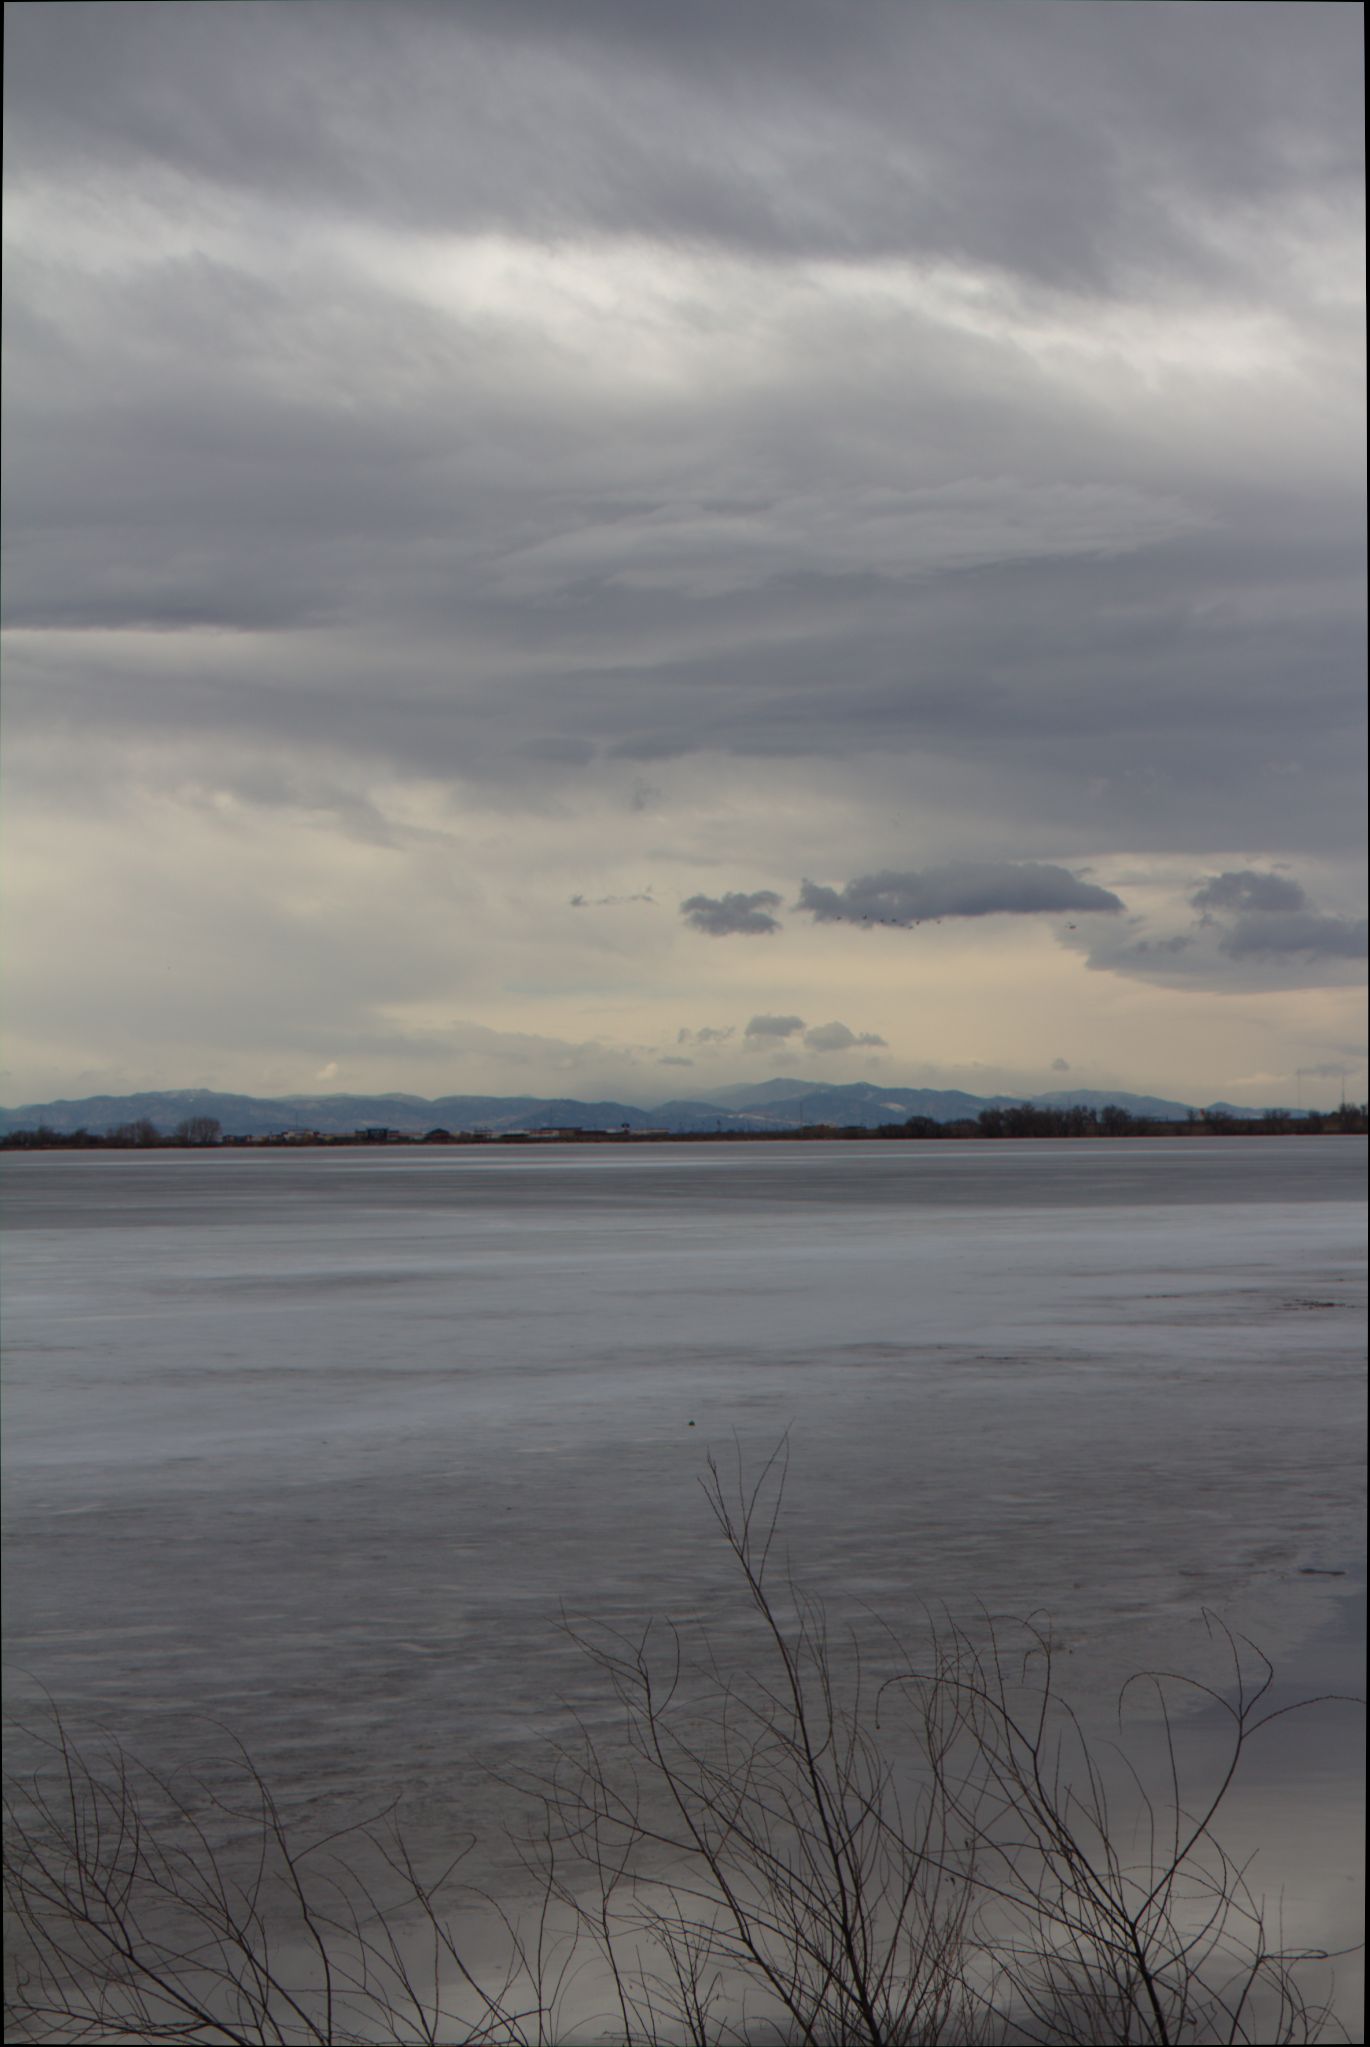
853, 1103, 1368, 1139
2, 1104, 1366, 1149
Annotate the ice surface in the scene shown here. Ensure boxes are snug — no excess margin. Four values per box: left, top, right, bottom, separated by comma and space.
3, 1139, 1365, 2030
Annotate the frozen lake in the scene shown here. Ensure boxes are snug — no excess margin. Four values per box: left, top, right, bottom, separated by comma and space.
3, 1138, 1365, 2034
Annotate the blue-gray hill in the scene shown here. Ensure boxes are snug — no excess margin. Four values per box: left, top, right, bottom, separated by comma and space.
0, 1082, 1284, 1139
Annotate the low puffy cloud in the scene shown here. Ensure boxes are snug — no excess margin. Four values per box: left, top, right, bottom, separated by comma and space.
1191, 869, 1365, 962
1191, 869, 1307, 916
677, 1024, 735, 1045
745, 1013, 806, 1040
797, 862, 1124, 925
803, 1021, 887, 1052
1051, 1057, 1071, 1072
1073, 867, 1367, 991
1220, 911, 1367, 960
694, 1014, 886, 1056
680, 889, 783, 935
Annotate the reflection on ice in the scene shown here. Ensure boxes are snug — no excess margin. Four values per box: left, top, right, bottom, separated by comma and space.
5, 1452, 1360, 2044
2, 1140, 1365, 2038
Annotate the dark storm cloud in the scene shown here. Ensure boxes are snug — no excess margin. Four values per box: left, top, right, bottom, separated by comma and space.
1191, 870, 1308, 915
797, 864, 1125, 926
1, 1, 1363, 869
744, 1014, 805, 1040
680, 892, 783, 937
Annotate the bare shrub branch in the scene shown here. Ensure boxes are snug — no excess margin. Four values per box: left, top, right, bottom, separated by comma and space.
6, 1443, 1359, 2044
4, 1700, 554, 2045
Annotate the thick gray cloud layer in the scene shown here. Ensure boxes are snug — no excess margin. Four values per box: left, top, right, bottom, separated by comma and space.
3, 0, 1363, 861
1, 2, 1363, 1104
7, 2, 1360, 284
797, 864, 1125, 925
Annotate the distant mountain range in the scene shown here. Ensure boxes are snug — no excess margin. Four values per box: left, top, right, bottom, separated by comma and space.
0, 1081, 1296, 1139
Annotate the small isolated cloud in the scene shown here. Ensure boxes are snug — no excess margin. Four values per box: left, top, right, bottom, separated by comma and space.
1220, 912, 1367, 960
681, 890, 783, 936
803, 1021, 888, 1052
1051, 1057, 1071, 1072
796, 863, 1124, 926
677, 1024, 735, 1045
569, 890, 656, 908
1191, 870, 1307, 915
317, 1060, 340, 1080
745, 1013, 806, 1040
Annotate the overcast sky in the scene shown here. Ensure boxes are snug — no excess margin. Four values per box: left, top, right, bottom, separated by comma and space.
3, 0, 1364, 1110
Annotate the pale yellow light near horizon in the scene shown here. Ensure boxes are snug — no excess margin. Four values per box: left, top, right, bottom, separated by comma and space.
3, 750, 1363, 1110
